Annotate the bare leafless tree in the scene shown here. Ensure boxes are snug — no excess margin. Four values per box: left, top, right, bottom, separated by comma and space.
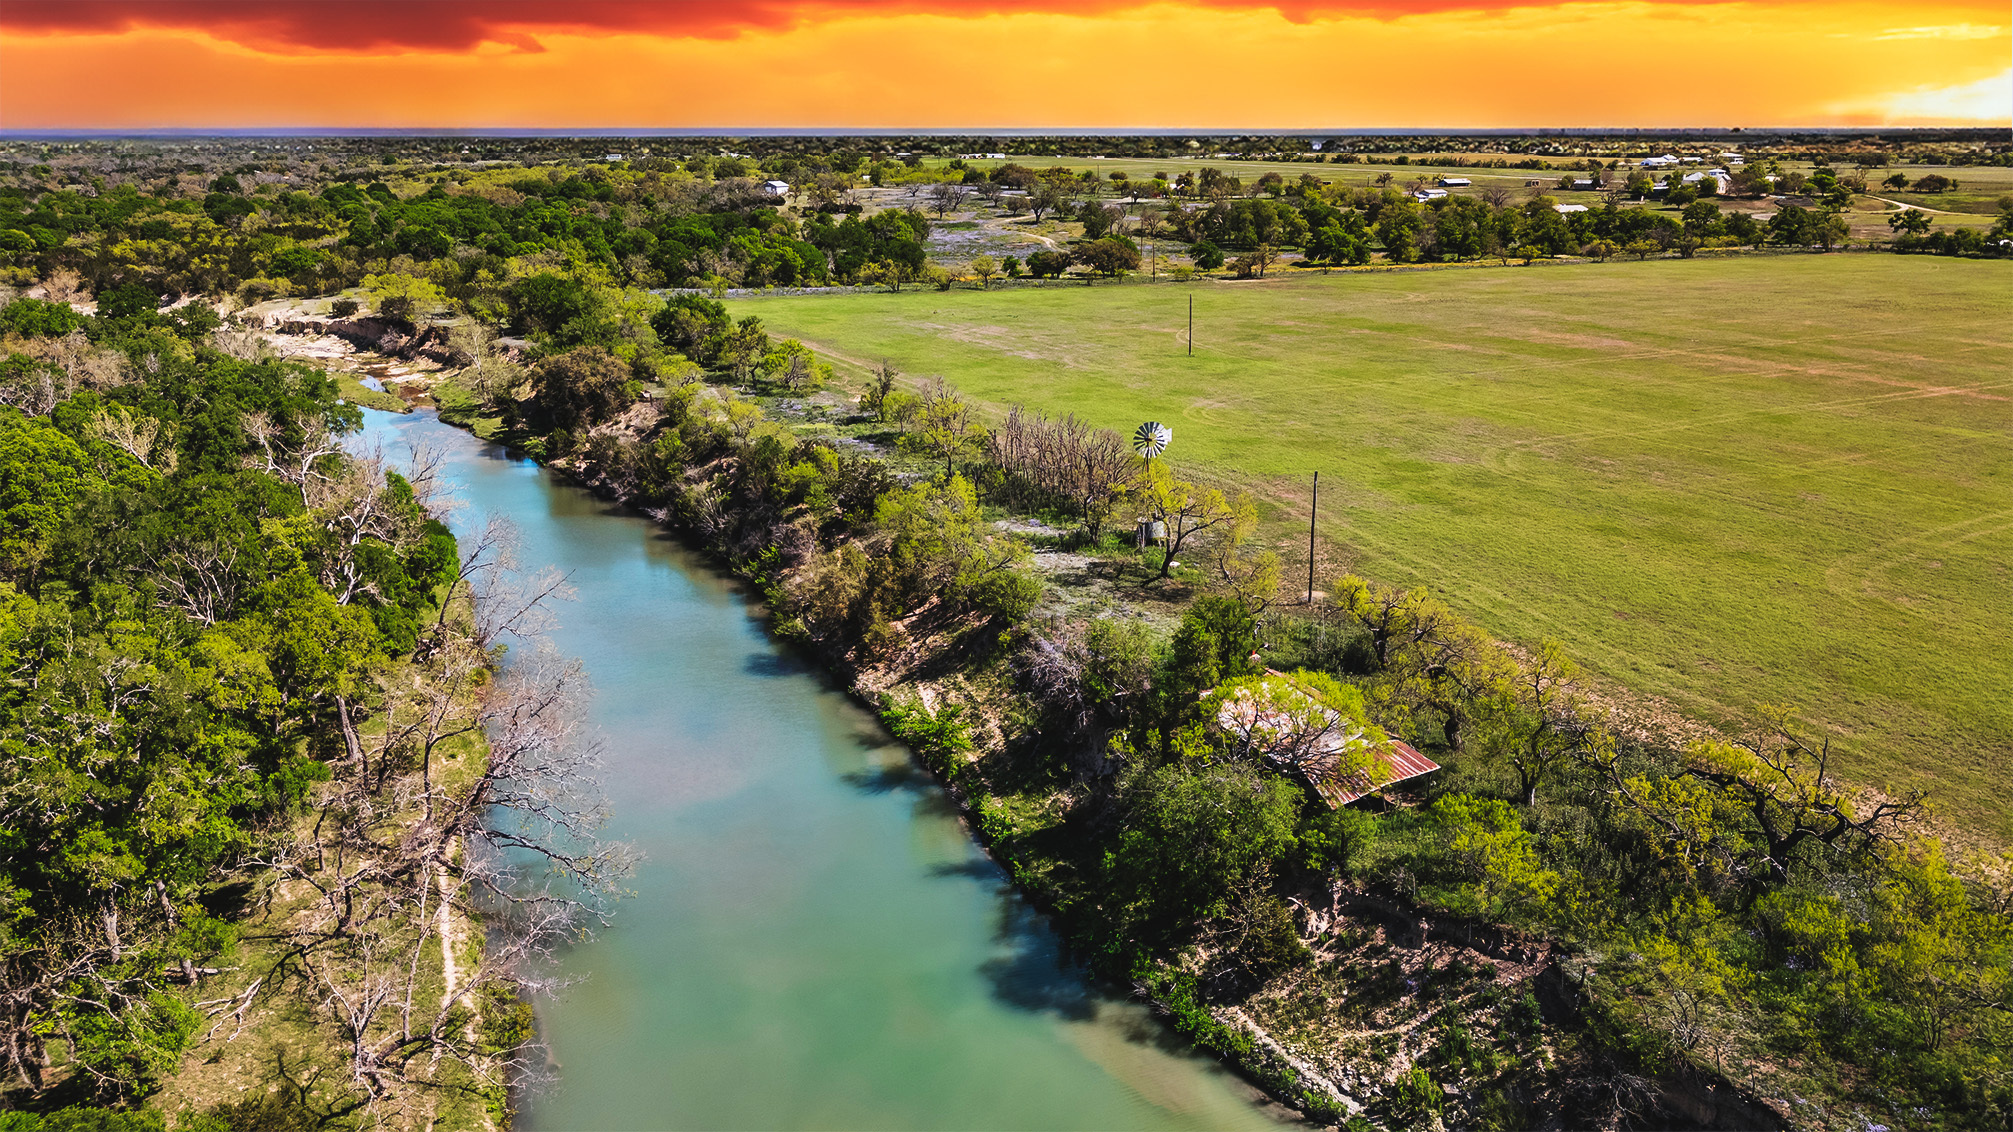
983, 405, 1136, 539
928, 181, 970, 218
85, 403, 178, 474
243, 548, 629, 1120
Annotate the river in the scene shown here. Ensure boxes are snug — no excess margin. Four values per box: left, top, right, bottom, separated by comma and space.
360, 409, 1294, 1131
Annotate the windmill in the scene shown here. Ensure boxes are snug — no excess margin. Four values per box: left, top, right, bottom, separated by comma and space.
1132, 422, 1173, 551
1132, 421, 1172, 462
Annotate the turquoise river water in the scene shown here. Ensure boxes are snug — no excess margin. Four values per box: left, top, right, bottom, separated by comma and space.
360, 409, 1293, 1131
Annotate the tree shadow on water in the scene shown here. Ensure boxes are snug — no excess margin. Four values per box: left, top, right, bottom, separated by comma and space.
927, 858, 1002, 882
742, 649, 808, 678
976, 890, 1099, 1023
838, 759, 934, 795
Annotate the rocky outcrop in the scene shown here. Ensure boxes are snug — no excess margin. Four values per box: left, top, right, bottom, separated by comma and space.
256, 313, 480, 367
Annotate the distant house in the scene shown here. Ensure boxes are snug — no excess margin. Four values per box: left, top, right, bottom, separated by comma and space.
603, 153, 624, 162
1413, 188, 1449, 202
1680, 156, 1704, 164
1568, 178, 1598, 190
1554, 204, 1589, 213
1437, 176, 1472, 187
762, 180, 792, 198
1640, 154, 1678, 169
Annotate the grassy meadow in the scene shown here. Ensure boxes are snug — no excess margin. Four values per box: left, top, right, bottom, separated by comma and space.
729, 255, 2013, 834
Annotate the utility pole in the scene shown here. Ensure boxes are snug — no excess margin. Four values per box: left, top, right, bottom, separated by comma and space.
1187, 294, 1193, 357
1307, 471, 1318, 604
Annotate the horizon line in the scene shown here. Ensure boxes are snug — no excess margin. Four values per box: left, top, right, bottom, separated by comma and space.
4, 125, 2007, 140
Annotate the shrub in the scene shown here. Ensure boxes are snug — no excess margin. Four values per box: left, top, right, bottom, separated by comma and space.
1189, 240, 1226, 270
479, 984, 536, 1055
880, 696, 974, 778
1297, 805, 1381, 875
970, 569, 1043, 622
329, 297, 360, 318
1392, 1067, 1442, 1119
0, 1110, 168, 1132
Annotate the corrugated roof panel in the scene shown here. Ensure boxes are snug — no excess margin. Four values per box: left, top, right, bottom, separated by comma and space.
1324, 740, 1441, 807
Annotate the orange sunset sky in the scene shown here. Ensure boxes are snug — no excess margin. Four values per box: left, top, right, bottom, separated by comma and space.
0, 0, 2007, 129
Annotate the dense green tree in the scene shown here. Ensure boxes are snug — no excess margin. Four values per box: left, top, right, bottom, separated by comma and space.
1889, 208, 1932, 236
1075, 237, 1141, 277
1103, 760, 1302, 946
0, 298, 83, 338
1025, 249, 1072, 278
0, 410, 96, 579
528, 345, 636, 433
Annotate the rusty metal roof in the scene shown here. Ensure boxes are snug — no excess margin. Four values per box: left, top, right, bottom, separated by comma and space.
1317, 739, 1442, 808
1206, 670, 1442, 808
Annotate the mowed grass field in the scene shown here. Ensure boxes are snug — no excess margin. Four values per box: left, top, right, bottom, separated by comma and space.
729, 256, 2013, 834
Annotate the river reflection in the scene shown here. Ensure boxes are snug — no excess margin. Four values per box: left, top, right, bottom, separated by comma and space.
362, 409, 1296, 1132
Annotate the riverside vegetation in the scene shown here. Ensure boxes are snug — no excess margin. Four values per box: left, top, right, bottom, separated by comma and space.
291, 301, 2013, 1127
0, 295, 629, 1127
1, 137, 2008, 1131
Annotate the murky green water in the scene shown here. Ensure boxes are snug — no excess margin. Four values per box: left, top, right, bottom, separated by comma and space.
361, 410, 1292, 1131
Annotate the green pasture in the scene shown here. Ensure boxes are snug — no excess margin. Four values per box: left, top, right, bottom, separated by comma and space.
730, 255, 2013, 834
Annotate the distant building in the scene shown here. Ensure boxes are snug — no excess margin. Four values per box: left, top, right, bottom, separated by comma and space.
1413, 188, 1449, 202
1640, 154, 1679, 169
1554, 203, 1589, 213
762, 180, 792, 198
1437, 176, 1472, 187
603, 153, 624, 162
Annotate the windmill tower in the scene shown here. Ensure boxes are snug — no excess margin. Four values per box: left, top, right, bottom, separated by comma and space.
1132, 421, 1172, 549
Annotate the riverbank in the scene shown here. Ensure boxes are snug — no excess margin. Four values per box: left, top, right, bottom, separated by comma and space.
356, 407, 1302, 1132
298, 314, 1780, 1131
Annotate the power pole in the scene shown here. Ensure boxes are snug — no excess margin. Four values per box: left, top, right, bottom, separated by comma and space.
1187, 294, 1193, 357
1307, 471, 1318, 604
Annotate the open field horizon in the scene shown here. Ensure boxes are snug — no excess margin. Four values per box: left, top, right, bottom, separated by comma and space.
730, 255, 2013, 834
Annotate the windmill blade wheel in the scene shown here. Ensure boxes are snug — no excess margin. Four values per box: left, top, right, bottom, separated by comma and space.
1133, 421, 1172, 460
